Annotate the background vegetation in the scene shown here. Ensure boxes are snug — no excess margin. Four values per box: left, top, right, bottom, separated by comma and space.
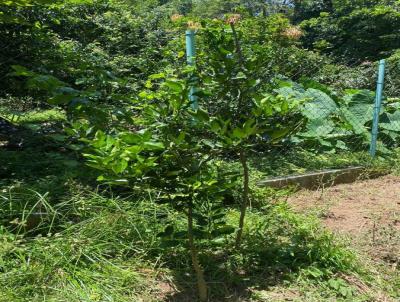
0, 0, 399, 301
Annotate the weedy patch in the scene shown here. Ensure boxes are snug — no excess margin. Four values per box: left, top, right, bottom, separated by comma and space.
287, 175, 400, 301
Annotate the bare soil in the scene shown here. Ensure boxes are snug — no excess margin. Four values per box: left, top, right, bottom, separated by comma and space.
288, 175, 400, 265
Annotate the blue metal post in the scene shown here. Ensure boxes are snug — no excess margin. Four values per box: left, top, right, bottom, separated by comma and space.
185, 29, 198, 110
370, 59, 386, 157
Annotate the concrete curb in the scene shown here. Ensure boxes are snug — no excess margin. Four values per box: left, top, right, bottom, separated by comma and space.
257, 166, 385, 190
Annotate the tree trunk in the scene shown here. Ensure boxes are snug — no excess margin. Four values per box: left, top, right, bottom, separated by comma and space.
188, 201, 208, 302
235, 149, 249, 248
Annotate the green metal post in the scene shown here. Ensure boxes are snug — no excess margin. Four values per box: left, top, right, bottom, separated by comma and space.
185, 29, 198, 110
370, 59, 386, 157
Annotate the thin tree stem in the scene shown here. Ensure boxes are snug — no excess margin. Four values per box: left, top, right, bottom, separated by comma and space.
188, 201, 208, 301
230, 22, 248, 119
235, 149, 249, 248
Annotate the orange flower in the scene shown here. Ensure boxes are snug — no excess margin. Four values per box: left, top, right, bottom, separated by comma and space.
171, 14, 183, 22
226, 14, 241, 25
282, 26, 303, 40
187, 21, 201, 30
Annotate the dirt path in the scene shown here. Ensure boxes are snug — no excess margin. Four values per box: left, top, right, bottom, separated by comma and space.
288, 175, 400, 264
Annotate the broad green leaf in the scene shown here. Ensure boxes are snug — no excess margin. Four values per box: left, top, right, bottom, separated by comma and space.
274, 86, 305, 100
165, 80, 184, 93
143, 141, 165, 150
232, 127, 245, 139
120, 133, 143, 144
380, 111, 400, 131
341, 90, 375, 131
302, 89, 338, 120
269, 128, 291, 141
111, 159, 128, 174
243, 119, 256, 136
48, 94, 75, 105
341, 107, 369, 134
300, 119, 335, 138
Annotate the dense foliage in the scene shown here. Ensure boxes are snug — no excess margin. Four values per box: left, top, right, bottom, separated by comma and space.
300, 2, 400, 62
1, 0, 400, 301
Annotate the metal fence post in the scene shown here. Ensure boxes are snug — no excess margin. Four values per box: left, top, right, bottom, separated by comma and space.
370, 59, 386, 157
185, 29, 198, 110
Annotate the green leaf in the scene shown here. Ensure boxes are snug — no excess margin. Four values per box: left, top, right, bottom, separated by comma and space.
336, 140, 348, 150
47, 134, 67, 142
149, 73, 165, 80
243, 119, 256, 136
165, 80, 184, 93
347, 104, 373, 125
112, 159, 128, 174
380, 111, 400, 131
302, 89, 338, 120
11, 65, 35, 77
300, 119, 335, 138
27, 75, 64, 92
192, 108, 209, 122
211, 225, 235, 237
120, 133, 143, 144
341, 107, 370, 134
269, 128, 291, 141
274, 85, 305, 100
48, 94, 75, 105
174, 132, 186, 144
143, 141, 165, 150
210, 119, 222, 133
232, 127, 245, 139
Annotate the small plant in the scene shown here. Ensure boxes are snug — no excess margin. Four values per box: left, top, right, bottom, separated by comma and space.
83, 73, 237, 301
81, 19, 304, 300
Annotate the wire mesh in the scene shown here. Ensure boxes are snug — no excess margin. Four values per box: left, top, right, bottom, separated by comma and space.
1, 7, 400, 179
242, 50, 400, 176
375, 60, 400, 152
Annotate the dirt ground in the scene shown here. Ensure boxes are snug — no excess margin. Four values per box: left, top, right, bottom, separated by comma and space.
288, 174, 400, 266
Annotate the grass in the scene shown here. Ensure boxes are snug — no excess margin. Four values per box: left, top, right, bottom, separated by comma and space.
248, 148, 397, 178
0, 107, 399, 301
0, 192, 362, 301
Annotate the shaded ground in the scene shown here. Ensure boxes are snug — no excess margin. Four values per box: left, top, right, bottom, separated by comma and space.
289, 175, 400, 267
1, 109, 399, 301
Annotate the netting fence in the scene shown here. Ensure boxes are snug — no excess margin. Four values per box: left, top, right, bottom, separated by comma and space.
279, 58, 400, 157
186, 29, 400, 177
1, 21, 400, 179
271, 57, 400, 176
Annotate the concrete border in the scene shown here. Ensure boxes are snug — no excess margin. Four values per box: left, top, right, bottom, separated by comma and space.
257, 166, 384, 190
